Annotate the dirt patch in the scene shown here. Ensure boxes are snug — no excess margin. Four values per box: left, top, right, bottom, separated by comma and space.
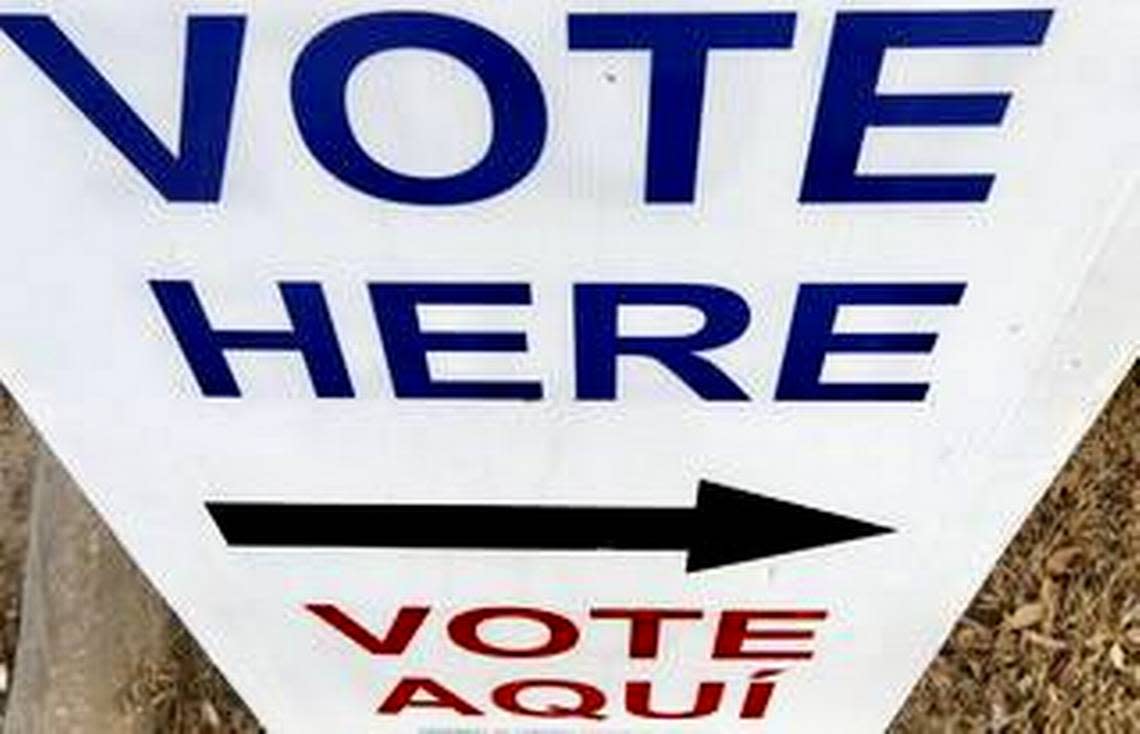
0, 388, 35, 723
0, 366, 1137, 731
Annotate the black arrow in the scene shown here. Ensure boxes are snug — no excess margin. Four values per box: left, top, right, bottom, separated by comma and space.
206, 480, 893, 573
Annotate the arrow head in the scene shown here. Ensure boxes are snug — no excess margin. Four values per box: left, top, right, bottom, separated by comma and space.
686, 481, 894, 573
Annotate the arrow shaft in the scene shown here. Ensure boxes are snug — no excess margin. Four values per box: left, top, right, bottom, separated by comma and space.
206, 502, 693, 552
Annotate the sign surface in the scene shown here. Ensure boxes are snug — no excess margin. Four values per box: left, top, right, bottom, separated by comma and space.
0, 1, 1137, 730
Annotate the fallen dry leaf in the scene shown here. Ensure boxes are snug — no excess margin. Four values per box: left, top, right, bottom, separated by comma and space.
1007, 602, 1047, 631
1110, 643, 1128, 672
200, 699, 220, 731
1046, 547, 1083, 575
1024, 631, 1068, 652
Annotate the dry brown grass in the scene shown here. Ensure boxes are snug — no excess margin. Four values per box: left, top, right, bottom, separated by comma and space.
0, 366, 1137, 731
119, 626, 261, 733
893, 365, 1140, 732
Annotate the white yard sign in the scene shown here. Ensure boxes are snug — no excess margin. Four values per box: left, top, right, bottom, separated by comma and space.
0, 0, 1137, 731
